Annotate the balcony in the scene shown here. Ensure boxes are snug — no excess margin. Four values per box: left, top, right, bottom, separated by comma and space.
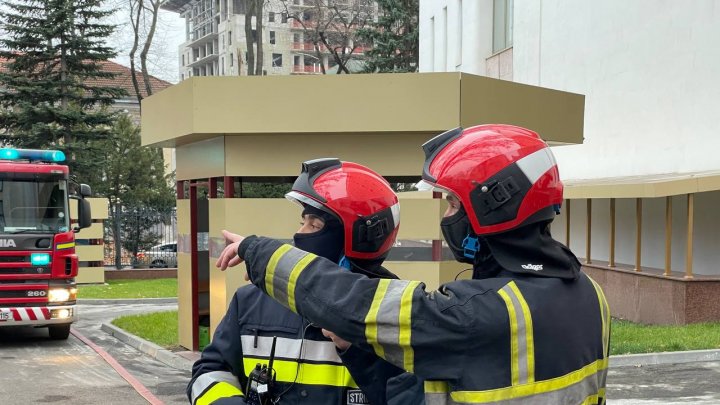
292, 65, 323, 74
187, 52, 219, 68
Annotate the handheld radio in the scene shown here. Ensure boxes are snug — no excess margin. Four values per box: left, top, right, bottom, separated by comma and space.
246, 336, 277, 405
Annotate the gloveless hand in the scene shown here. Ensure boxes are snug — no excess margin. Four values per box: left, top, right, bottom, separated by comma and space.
215, 230, 247, 279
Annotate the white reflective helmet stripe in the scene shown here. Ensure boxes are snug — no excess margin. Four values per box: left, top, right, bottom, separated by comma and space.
516, 147, 556, 185
390, 202, 400, 228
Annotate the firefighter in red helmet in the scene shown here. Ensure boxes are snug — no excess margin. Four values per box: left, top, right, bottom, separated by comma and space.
189, 159, 403, 405
217, 125, 611, 405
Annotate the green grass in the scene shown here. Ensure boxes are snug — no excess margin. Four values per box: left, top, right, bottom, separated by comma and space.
610, 319, 720, 355
78, 278, 177, 299
112, 310, 720, 355
112, 311, 179, 348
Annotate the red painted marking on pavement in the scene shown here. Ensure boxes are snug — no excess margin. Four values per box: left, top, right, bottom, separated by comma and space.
71, 328, 165, 405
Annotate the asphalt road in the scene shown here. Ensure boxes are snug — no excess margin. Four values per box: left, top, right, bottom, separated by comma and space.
0, 302, 189, 405
2, 301, 720, 404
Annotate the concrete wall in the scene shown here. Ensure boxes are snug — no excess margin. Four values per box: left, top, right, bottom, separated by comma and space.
74, 198, 109, 284
419, 0, 493, 75
512, 1, 720, 180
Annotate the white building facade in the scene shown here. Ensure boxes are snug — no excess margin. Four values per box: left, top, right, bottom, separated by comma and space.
419, 0, 720, 280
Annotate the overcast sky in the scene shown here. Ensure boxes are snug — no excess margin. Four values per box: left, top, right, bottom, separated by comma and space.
108, 7, 186, 84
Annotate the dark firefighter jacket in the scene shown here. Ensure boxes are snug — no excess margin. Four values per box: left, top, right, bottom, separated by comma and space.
188, 272, 407, 404
240, 237, 611, 405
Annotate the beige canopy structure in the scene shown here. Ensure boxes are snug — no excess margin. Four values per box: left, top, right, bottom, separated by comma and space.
557, 171, 720, 324
141, 72, 584, 350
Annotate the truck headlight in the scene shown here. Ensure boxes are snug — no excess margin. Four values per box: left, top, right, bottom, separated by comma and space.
49, 288, 75, 302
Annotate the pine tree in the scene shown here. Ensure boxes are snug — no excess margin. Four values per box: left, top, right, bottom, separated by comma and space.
0, 0, 127, 179
86, 114, 175, 268
357, 0, 419, 73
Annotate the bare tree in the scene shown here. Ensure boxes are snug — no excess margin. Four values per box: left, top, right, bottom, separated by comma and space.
279, 0, 374, 74
111, 0, 166, 106
243, 0, 265, 76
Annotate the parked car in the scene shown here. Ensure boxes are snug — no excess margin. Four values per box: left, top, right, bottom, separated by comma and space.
135, 242, 177, 268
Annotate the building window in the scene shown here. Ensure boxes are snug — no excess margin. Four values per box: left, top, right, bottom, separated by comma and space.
269, 11, 275, 22
281, 12, 288, 23
493, 0, 513, 53
229, 30, 232, 45
294, 55, 300, 66
221, 57, 225, 75
252, 29, 257, 41
272, 53, 282, 67
270, 31, 276, 44
182, 54, 185, 66
230, 53, 234, 66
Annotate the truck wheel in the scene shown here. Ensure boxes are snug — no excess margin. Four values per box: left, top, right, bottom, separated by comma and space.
49, 324, 71, 340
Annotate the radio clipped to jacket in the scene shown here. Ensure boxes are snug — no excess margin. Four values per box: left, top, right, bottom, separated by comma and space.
246, 336, 278, 405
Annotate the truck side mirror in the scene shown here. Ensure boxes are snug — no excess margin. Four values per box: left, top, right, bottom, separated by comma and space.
79, 184, 92, 197
77, 198, 92, 229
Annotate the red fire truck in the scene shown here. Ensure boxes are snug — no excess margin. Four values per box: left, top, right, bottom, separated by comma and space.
0, 148, 92, 339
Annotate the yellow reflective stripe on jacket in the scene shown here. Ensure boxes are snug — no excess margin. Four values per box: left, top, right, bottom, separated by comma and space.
497, 281, 535, 386
265, 244, 292, 299
191, 371, 244, 405
195, 382, 244, 405
588, 276, 611, 358
449, 357, 608, 404
264, 244, 317, 313
365, 279, 390, 359
424, 380, 450, 394
364, 279, 420, 371
399, 280, 420, 372
287, 253, 317, 312
242, 357, 358, 388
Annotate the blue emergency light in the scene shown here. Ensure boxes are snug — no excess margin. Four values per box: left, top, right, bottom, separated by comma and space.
30, 253, 51, 266
0, 148, 66, 162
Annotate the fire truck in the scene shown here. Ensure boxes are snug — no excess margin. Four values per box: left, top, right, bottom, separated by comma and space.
0, 148, 92, 339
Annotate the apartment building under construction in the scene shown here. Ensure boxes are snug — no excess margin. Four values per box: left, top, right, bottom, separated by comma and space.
161, 0, 376, 80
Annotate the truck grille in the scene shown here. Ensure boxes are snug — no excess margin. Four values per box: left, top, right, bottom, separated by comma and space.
0, 256, 27, 263
0, 267, 51, 276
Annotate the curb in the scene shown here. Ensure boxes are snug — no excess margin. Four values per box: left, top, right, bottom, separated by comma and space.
78, 298, 178, 305
101, 323, 194, 371
101, 316, 720, 371
610, 349, 720, 368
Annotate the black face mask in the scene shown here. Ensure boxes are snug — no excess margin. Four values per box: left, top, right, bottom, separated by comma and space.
440, 207, 478, 264
293, 205, 345, 262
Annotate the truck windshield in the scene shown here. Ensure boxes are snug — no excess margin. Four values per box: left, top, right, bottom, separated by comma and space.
0, 179, 70, 234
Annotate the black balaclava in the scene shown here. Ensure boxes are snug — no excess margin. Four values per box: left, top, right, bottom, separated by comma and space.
440, 206, 477, 264
482, 219, 581, 280
293, 204, 345, 262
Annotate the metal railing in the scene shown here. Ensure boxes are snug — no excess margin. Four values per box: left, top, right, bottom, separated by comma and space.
104, 207, 177, 269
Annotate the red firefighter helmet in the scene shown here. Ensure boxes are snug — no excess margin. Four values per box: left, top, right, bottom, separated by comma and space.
420, 124, 563, 235
286, 159, 400, 260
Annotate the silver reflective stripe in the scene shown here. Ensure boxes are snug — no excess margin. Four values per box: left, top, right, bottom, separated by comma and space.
375, 279, 412, 366
191, 371, 242, 403
272, 247, 309, 307
516, 148, 555, 184
449, 361, 605, 404
240, 335, 343, 364
425, 392, 450, 405
498, 283, 532, 385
